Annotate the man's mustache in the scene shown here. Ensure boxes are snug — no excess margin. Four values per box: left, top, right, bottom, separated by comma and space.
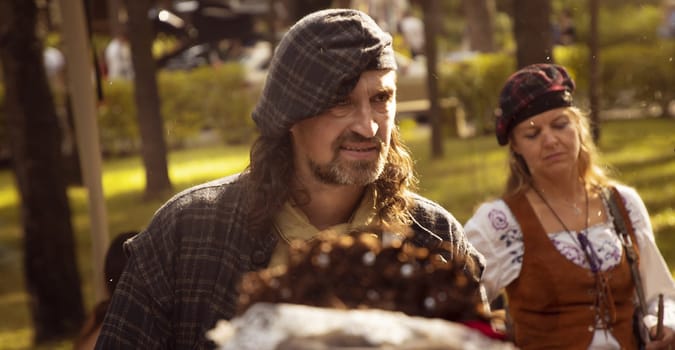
336, 132, 385, 150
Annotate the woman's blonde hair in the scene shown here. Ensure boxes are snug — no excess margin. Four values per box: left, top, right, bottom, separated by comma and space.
503, 107, 613, 197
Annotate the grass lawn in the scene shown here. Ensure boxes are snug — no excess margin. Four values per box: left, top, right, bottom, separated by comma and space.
0, 117, 673, 349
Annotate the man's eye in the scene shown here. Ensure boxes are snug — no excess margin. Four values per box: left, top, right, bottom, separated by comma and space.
373, 92, 391, 103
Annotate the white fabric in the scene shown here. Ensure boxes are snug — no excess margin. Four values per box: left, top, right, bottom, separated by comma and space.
465, 184, 675, 349
104, 38, 134, 80
43, 47, 65, 79
209, 303, 517, 350
399, 15, 425, 54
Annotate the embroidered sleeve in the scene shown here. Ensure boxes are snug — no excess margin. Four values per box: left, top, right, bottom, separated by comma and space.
465, 200, 524, 302
615, 185, 675, 331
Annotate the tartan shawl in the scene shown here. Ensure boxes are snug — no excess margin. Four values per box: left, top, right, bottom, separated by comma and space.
95, 173, 484, 349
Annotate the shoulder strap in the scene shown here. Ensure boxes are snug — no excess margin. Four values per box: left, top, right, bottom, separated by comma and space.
602, 186, 648, 315
503, 192, 549, 242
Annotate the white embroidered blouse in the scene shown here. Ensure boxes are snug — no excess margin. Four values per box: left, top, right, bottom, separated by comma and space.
465, 184, 675, 349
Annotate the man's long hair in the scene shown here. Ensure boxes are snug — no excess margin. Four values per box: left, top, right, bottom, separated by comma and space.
503, 107, 612, 197
245, 126, 418, 238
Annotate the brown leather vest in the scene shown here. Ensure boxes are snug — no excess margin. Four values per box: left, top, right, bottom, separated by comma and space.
503, 190, 639, 349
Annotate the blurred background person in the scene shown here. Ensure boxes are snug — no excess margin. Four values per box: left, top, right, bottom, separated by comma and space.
658, 0, 675, 38
104, 30, 134, 80
398, 8, 425, 59
73, 231, 137, 350
553, 8, 576, 45
43, 42, 65, 89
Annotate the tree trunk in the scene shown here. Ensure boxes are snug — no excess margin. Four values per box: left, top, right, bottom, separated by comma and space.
106, 0, 123, 36
333, 0, 351, 8
513, 0, 554, 68
589, 0, 601, 142
422, 0, 443, 157
124, 0, 172, 199
462, 0, 495, 52
0, 0, 84, 343
267, 0, 279, 49
289, 0, 332, 22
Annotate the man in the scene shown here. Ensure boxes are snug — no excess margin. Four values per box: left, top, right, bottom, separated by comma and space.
104, 31, 133, 80
96, 9, 484, 349
399, 9, 425, 58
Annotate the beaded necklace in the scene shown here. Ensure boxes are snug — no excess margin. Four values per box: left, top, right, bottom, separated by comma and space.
532, 185, 616, 329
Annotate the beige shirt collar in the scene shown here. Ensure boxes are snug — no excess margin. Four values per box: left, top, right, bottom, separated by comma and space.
274, 186, 378, 242
268, 186, 378, 267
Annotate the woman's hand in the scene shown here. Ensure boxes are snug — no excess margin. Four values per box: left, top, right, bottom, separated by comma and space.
646, 326, 674, 350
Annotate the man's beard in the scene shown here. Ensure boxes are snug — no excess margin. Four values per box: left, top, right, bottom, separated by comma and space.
309, 133, 388, 186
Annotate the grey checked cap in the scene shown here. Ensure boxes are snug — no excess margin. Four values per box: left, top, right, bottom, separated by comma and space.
252, 8, 398, 138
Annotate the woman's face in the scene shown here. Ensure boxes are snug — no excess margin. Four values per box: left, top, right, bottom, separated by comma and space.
510, 107, 581, 179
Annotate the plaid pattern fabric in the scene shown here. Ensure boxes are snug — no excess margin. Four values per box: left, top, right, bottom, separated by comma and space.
94, 173, 484, 349
252, 9, 397, 138
495, 63, 575, 145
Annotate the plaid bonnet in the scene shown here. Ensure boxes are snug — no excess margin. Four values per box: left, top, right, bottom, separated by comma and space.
252, 9, 397, 138
495, 63, 576, 145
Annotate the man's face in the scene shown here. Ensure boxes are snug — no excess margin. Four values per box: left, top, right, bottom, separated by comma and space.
290, 70, 397, 186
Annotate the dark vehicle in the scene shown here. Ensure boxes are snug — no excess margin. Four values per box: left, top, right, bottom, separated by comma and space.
149, 0, 427, 113
152, 0, 269, 70
158, 42, 225, 70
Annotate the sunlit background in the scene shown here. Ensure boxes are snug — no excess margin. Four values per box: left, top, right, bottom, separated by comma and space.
0, 0, 673, 348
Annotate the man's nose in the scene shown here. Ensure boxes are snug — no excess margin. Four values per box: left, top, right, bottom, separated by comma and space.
350, 102, 379, 138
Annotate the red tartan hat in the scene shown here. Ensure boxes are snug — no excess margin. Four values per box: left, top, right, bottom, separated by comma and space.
495, 63, 576, 145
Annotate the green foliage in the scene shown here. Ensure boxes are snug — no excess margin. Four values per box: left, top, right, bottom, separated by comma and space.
599, 42, 675, 108
98, 79, 139, 155
158, 70, 207, 148
600, 4, 662, 45
438, 0, 514, 53
98, 63, 255, 156
439, 53, 515, 134
574, 4, 663, 47
152, 33, 180, 58
555, 41, 675, 113
43, 32, 62, 48
182, 65, 255, 145
552, 44, 590, 94
439, 0, 464, 50
493, 12, 516, 54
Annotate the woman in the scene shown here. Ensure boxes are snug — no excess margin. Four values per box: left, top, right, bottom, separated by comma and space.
464, 63, 675, 349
